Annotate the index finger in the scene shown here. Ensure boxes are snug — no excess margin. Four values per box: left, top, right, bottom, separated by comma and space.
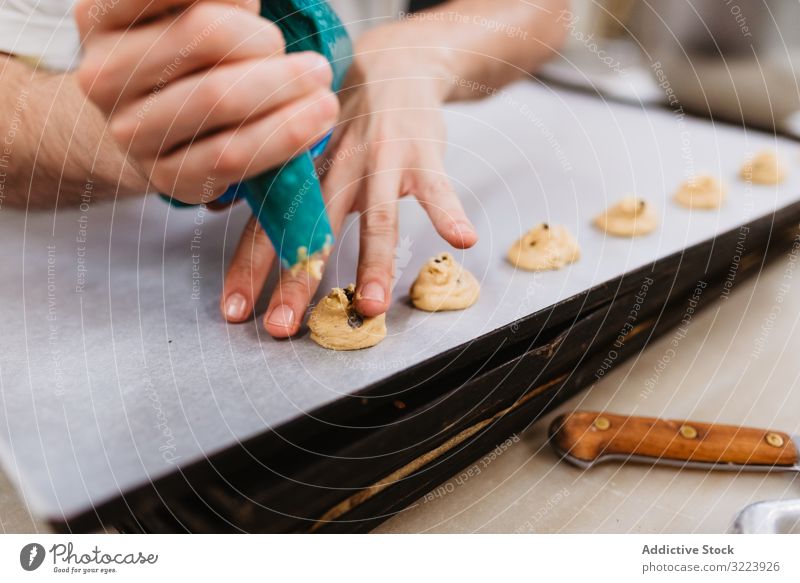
75, 0, 259, 36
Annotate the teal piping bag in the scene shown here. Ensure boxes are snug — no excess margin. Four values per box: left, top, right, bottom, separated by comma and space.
164, 0, 352, 272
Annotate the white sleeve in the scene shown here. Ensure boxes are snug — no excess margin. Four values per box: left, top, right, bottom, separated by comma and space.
0, 0, 81, 71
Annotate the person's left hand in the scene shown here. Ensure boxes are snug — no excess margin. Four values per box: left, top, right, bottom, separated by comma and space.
220, 32, 478, 337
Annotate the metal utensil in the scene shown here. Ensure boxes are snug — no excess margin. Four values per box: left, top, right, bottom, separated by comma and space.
731, 498, 800, 534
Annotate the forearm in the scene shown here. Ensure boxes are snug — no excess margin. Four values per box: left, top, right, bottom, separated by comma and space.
355, 0, 569, 101
0, 56, 147, 210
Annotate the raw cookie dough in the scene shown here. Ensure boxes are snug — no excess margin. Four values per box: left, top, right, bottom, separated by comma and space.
409, 253, 480, 312
290, 246, 325, 280
506, 223, 581, 271
740, 151, 786, 185
674, 175, 726, 209
308, 284, 386, 350
594, 196, 659, 237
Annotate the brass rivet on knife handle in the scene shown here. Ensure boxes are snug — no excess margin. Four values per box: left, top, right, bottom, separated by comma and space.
766, 432, 785, 448
549, 411, 800, 467
594, 417, 611, 431
549, 412, 619, 464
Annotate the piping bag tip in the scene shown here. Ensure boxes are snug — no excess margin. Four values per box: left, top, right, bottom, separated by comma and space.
290, 238, 334, 280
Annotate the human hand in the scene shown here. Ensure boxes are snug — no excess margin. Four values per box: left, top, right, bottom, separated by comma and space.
74, 0, 339, 203
221, 31, 478, 337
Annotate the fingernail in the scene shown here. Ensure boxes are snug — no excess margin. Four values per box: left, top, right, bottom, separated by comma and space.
308, 55, 332, 84
267, 304, 296, 329
225, 293, 247, 321
453, 221, 475, 237
452, 221, 477, 245
316, 89, 339, 119
359, 282, 386, 304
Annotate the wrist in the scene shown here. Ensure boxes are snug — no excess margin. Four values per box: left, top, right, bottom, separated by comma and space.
352, 25, 457, 103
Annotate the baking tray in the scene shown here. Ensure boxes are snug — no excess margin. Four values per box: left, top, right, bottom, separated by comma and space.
0, 82, 798, 531
108, 218, 800, 533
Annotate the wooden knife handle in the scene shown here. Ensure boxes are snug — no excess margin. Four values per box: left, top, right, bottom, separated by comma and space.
549, 411, 799, 467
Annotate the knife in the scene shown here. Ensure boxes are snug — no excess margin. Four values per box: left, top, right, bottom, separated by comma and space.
548, 410, 800, 472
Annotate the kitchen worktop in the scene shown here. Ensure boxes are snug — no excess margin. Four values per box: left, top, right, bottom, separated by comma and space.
375, 253, 800, 533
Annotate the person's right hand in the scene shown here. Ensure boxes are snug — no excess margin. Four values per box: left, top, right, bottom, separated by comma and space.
75, 0, 339, 203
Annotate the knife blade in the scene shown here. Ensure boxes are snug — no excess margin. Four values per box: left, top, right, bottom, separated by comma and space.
548, 411, 800, 473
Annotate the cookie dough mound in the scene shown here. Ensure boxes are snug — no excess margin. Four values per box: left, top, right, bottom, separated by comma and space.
410, 253, 480, 312
507, 223, 581, 271
290, 245, 328, 280
740, 151, 786, 185
674, 175, 726, 209
308, 284, 386, 350
594, 197, 658, 237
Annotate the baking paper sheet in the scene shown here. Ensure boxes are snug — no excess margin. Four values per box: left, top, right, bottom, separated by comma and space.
1, 82, 798, 518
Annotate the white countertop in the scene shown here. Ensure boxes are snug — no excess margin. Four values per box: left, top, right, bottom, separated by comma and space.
376, 252, 800, 533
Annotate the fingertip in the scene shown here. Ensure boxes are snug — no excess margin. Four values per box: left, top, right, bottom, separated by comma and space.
302, 52, 334, 86
264, 304, 299, 338
354, 299, 389, 318
447, 221, 479, 249
355, 281, 389, 317
222, 292, 250, 323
